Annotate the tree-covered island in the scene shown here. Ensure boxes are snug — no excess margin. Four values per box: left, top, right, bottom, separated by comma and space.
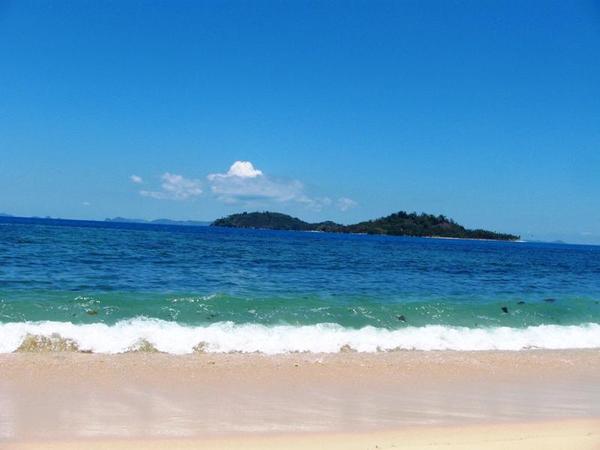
211, 211, 519, 241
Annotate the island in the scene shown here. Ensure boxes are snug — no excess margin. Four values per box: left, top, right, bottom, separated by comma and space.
211, 211, 519, 240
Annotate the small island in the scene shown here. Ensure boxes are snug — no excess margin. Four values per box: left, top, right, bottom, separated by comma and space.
211, 211, 519, 241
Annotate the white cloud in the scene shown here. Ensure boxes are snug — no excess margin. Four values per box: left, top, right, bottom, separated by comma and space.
140, 172, 202, 200
222, 160, 263, 178
297, 196, 335, 211
134, 161, 356, 211
82, 201, 91, 207
207, 161, 306, 204
206, 161, 358, 212
337, 197, 358, 211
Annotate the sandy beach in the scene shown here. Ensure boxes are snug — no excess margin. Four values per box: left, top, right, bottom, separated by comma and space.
5, 420, 600, 450
1, 350, 599, 449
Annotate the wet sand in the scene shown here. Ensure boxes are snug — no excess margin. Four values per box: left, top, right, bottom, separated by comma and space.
6, 420, 600, 450
1, 350, 599, 448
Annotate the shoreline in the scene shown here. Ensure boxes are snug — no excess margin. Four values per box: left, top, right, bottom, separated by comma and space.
3, 320, 600, 353
2, 350, 599, 445
212, 225, 520, 241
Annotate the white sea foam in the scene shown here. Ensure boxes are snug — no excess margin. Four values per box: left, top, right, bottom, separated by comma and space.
0, 319, 599, 354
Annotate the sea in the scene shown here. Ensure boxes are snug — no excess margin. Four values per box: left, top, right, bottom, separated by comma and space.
1, 216, 599, 354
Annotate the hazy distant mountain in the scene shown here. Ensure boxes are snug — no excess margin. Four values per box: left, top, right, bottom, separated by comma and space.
212, 211, 519, 241
105, 217, 210, 226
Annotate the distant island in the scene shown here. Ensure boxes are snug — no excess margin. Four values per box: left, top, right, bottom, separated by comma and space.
0, 212, 517, 240
212, 211, 519, 241
105, 217, 210, 227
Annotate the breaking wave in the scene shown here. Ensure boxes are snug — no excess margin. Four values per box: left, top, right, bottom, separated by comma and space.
1, 318, 599, 354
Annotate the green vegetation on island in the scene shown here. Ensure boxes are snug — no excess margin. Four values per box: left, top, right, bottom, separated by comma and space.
211, 211, 519, 241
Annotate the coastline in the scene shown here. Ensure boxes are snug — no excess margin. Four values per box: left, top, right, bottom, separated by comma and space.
211, 225, 521, 241
2, 350, 599, 447
4, 320, 600, 353
423, 235, 523, 242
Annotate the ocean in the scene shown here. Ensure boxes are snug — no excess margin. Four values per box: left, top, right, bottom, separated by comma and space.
1, 216, 599, 354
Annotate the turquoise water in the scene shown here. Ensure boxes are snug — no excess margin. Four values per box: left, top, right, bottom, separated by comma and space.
1, 217, 599, 353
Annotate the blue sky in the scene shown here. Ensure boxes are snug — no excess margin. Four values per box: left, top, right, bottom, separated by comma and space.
1, 1, 599, 243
